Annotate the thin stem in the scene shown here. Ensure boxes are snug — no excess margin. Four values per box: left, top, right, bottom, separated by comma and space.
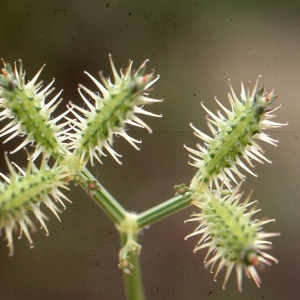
78, 166, 193, 228
136, 193, 192, 228
79, 167, 127, 224
76, 167, 192, 300
120, 232, 145, 300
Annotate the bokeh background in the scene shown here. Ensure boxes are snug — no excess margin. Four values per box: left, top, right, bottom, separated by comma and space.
0, 1, 299, 299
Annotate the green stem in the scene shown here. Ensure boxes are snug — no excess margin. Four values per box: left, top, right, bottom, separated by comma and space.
76, 167, 192, 300
79, 167, 127, 224
136, 193, 192, 228
120, 232, 145, 300
78, 164, 192, 228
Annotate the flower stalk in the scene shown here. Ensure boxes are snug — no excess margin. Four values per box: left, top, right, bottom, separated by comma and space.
136, 192, 192, 228
120, 231, 145, 300
79, 167, 127, 224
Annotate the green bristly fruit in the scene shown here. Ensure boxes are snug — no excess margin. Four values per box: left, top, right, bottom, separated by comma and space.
0, 60, 68, 160
0, 153, 71, 256
185, 183, 279, 291
68, 55, 162, 165
185, 76, 287, 191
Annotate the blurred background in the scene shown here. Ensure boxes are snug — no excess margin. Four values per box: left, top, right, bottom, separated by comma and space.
0, 1, 299, 299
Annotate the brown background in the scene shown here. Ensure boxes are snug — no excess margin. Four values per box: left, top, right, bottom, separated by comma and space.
0, 1, 298, 299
